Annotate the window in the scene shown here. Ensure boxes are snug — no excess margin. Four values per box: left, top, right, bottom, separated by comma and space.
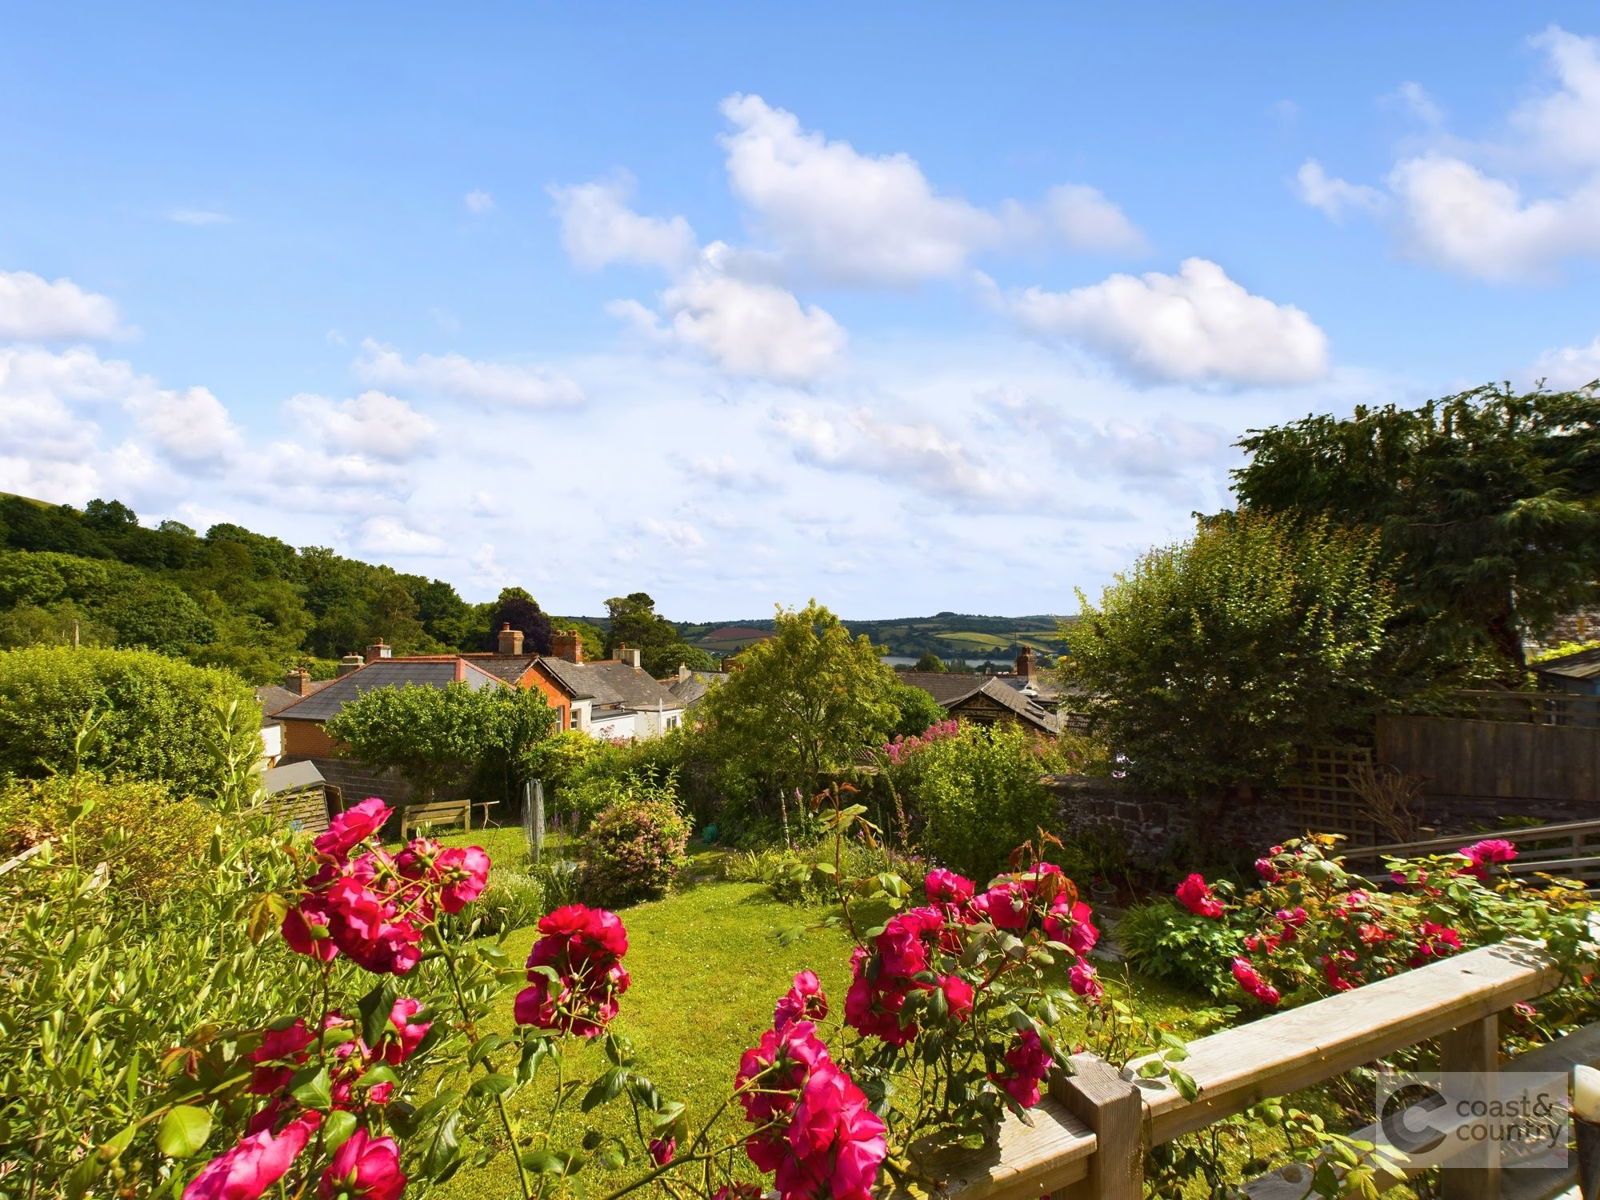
666, 715, 679, 730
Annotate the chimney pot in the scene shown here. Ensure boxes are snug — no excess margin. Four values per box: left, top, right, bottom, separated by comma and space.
285, 668, 313, 697
366, 639, 392, 664
337, 654, 365, 677
1015, 646, 1036, 680
497, 624, 525, 656
617, 644, 642, 670
552, 629, 584, 664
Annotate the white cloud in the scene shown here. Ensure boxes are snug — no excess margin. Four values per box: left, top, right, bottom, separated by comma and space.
1295, 160, 1386, 222
0, 269, 128, 340
1386, 154, 1600, 282
353, 339, 585, 408
640, 516, 706, 553
1388, 81, 1444, 126
168, 209, 232, 226
775, 406, 1034, 509
1002, 258, 1329, 386
718, 93, 1142, 284
549, 175, 698, 273
286, 390, 438, 461
651, 245, 846, 381
127, 386, 242, 467
1302, 28, 1600, 282
464, 189, 495, 214
980, 387, 1235, 496
354, 516, 446, 556
1044, 184, 1148, 254
679, 453, 773, 492
469, 490, 500, 516
1532, 334, 1600, 388
1508, 26, 1600, 171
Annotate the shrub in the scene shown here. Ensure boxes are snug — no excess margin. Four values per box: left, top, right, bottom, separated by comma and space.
0, 645, 256, 801
582, 774, 690, 906
0, 774, 218, 902
440, 869, 544, 940
726, 836, 928, 905
0, 800, 338, 1196
1114, 897, 1246, 998
889, 723, 1059, 879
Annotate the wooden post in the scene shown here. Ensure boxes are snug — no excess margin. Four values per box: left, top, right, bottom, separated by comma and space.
1439, 1016, 1500, 1200
1053, 1054, 1143, 1200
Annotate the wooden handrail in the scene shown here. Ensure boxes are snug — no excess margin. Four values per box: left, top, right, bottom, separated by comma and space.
936, 939, 1568, 1200
1357, 819, 1600, 862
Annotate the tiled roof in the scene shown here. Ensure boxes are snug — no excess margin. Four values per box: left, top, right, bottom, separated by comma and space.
466, 655, 540, 683
897, 671, 1061, 734
255, 679, 336, 720
1535, 646, 1600, 682
539, 658, 684, 713
272, 659, 509, 722
896, 671, 988, 706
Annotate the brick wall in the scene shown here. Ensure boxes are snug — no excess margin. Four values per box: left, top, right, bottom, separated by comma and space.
281, 719, 339, 758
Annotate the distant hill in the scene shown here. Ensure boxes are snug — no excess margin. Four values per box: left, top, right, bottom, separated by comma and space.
673, 612, 1073, 664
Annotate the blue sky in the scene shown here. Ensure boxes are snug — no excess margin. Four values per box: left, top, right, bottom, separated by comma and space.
4, 4, 1600, 619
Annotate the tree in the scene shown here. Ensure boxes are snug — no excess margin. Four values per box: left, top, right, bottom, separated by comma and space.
603, 592, 708, 675
489, 587, 553, 655
1233, 384, 1600, 673
1063, 511, 1405, 796
912, 651, 946, 672
694, 600, 903, 801
888, 681, 947, 738
0, 646, 257, 801
324, 682, 556, 801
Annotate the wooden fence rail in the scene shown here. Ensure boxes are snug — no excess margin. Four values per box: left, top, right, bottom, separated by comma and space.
1348, 818, 1600, 884
934, 939, 1576, 1200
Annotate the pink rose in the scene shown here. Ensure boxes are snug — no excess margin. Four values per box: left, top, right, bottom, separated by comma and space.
380, 997, 431, 1064
434, 845, 491, 913
924, 868, 975, 905
314, 798, 391, 860
1175, 874, 1224, 918
648, 1137, 676, 1166
183, 1112, 319, 1200
939, 974, 975, 1020
773, 970, 829, 1031
1068, 960, 1103, 1002
317, 1129, 405, 1200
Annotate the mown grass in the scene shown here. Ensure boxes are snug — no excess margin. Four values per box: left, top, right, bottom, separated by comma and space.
421, 863, 1227, 1199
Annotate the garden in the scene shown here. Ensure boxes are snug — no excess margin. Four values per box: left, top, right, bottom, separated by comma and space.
4, 386, 1600, 1199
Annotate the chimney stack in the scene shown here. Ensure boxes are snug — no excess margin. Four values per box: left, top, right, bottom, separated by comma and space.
616, 644, 642, 669
1015, 646, 1036, 680
365, 640, 392, 664
337, 654, 364, 677
552, 629, 584, 664
285, 668, 313, 697
497, 622, 525, 656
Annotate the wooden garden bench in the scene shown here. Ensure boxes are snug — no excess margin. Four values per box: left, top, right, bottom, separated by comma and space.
399, 799, 472, 837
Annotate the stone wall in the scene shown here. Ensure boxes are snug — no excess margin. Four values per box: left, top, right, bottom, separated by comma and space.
1047, 773, 1594, 864
1047, 775, 1303, 863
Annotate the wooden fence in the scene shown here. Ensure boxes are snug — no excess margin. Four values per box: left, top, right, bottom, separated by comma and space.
1349, 818, 1600, 884
1377, 709, 1600, 803
933, 940, 1583, 1200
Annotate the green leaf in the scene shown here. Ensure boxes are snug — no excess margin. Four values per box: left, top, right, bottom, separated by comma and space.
358, 979, 399, 1046
289, 1065, 331, 1110
96, 1123, 137, 1161
467, 1032, 507, 1069
156, 1105, 212, 1159
469, 1073, 515, 1098
520, 1149, 583, 1176
322, 1109, 358, 1153
582, 1067, 628, 1112
355, 1064, 400, 1090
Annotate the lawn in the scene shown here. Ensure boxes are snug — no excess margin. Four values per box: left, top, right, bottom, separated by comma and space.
416, 834, 1222, 1199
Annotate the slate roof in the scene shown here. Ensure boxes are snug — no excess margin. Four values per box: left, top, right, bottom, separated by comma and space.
897, 672, 1060, 735
255, 679, 335, 721
262, 759, 326, 795
464, 654, 540, 683
539, 658, 685, 713
666, 670, 727, 707
1535, 646, 1600, 682
271, 659, 509, 722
